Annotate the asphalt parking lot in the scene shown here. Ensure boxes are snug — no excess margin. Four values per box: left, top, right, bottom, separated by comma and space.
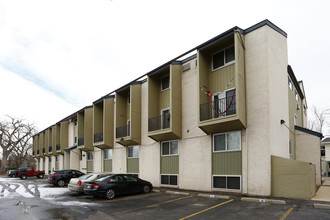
1, 176, 330, 220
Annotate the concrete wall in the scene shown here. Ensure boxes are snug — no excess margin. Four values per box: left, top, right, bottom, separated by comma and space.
272, 156, 316, 200
245, 25, 289, 196
295, 129, 321, 186
94, 148, 102, 172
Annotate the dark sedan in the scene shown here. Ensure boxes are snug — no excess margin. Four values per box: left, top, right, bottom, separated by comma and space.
48, 169, 84, 187
84, 174, 153, 199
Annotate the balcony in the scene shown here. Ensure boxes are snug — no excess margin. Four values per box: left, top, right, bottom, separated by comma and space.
200, 95, 236, 121
56, 144, 61, 151
148, 114, 170, 132
33, 151, 35, 156
93, 97, 115, 149
147, 64, 182, 141
94, 132, 103, 143
49, 146, 52, 153
42, 148, 45, 154
116, 124, 130, 139
37, 149, 40, 155
115, 84, 141, 146
78, 138, 84, 146
197, 30, 246, 134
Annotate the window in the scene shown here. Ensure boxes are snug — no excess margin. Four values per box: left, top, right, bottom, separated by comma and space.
294, 115, 298, 126
74, 136, 77, 144
124, 175, 138, 182
288, 77, 293, 91
55, 156, 58, 162
321, 146, 325, 157
128, 92, 130, 104
161, 140, 178, 156
295, 90, 299, 103
128, 146, 139, 158
104, 149, 113, 160
213, 176, 241, 190
49, 157, 52, 163
161, 108, 170, 129
74, 119, 77, 126
289, 140, 293, 155
213, 131, 241, 152
87, 152, 93, 160
161, 75, 170, 91
161, 174, 178, 186
212, 45, 235, 70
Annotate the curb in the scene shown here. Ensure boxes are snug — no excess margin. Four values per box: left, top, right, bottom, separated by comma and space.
197, 193, 230, 200
241, 197, 286, 204
314, 203, 330, 209
166, 190, 190, 196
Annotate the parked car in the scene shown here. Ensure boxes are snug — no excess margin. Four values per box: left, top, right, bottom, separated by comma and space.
84, 174, 153, 199
18, 167, 44, 180
68, 173, 112, 193
48, 169, 84, 187
7, 170, 18, 178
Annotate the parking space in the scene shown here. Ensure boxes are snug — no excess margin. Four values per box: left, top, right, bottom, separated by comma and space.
2, 176, 330, 219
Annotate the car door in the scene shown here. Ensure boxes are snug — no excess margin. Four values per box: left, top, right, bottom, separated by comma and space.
109, 175, 128, 195
123, 175, 140, 193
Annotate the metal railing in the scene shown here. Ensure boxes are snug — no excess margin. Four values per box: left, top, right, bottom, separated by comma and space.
49, 146, 52, 152
200, 95, 236, 121
94, 132, 103, 143
42, 148, 45, 154
56, 144, 61, 151
37, 149, 40, 155
116, 124, 130, 139
148, 114, 170, 132
78, 138, 84, 146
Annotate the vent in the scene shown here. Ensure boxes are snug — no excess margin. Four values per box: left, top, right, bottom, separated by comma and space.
182, 63, 191, 72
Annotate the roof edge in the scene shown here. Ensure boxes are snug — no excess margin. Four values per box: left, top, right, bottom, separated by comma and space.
244, 19, 287, 38
295, 126, 323, 139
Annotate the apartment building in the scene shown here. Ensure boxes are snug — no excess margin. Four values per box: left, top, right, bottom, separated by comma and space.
32, 20, 322, 199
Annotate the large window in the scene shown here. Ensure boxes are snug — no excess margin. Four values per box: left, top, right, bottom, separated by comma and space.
213, 175, 241, 190
213, 131, 241, 152
161, 75, 170, 91
161, 174, 178, 186
87, 152, 93, 160
161, 140, 178, 156
212, 45, 235, 70
104, 149, 112, 160
128, 146, 139, 158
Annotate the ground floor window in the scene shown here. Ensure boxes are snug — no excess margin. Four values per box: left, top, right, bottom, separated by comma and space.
213, 175, 241, 190
161, 174, 178, 186
87, 151, 94, 160
104, 149, 113, 159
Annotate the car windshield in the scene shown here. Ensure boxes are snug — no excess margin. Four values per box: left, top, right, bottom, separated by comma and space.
79, 174, 93, 180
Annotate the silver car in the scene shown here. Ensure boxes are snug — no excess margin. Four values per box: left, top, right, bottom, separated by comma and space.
68, 173, 112, 193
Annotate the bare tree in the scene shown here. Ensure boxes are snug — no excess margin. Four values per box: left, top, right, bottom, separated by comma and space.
0, 116, 36, 174
307, 106, 327, 133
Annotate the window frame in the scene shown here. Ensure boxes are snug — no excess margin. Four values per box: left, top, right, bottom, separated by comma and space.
87, 151, 94, 161
213, 130, 241, 153
294, 114, 298, 126
212, 45, 235, 71
161, 140, 179, 156
289, 140, 293, 156
212, 175, 241, 190
295, 90, 299, 103
127, 146, 139, 158
161, 74, 170, 91
160, 174, 178, 186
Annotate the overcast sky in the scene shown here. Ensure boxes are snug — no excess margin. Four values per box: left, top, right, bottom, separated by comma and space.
0, 0, 329, 136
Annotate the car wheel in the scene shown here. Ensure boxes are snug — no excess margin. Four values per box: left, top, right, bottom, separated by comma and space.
105, 189, 115, 200
37, 173, 44, 179
143, 185, 150, 193
57, 179, 65, 187
20, 174, 27, 180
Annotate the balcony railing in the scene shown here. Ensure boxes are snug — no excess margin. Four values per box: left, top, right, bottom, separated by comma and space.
78, 137, 84, 146
56, 144, 61, 151
148, 114, 170, 132
49, 146, 52, 152
37, 149, 40, 155
42, 148, 45, 154
94, 132, 103, 143
200, 95, 236, 121
116, 124, 130, 139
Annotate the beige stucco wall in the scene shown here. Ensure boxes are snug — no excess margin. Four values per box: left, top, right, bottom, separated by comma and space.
39, 157, 44, 171
245, 25, 289, 196
112, 143, 127, 173
93, 148, 102, 172
59, 154, 64, 170
70, 149, 80, 170
325, 143, 330, 161
295, 129, 321, 186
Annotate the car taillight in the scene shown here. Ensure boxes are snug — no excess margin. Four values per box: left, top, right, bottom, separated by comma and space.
51, 175, 58, 178
77, 180, 82, 186
92, 183, 99, 188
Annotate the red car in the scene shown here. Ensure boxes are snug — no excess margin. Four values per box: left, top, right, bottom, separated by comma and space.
18, 167, 45, 180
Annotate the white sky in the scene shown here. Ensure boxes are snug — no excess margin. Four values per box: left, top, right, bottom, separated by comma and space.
0, 0, 329, 136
